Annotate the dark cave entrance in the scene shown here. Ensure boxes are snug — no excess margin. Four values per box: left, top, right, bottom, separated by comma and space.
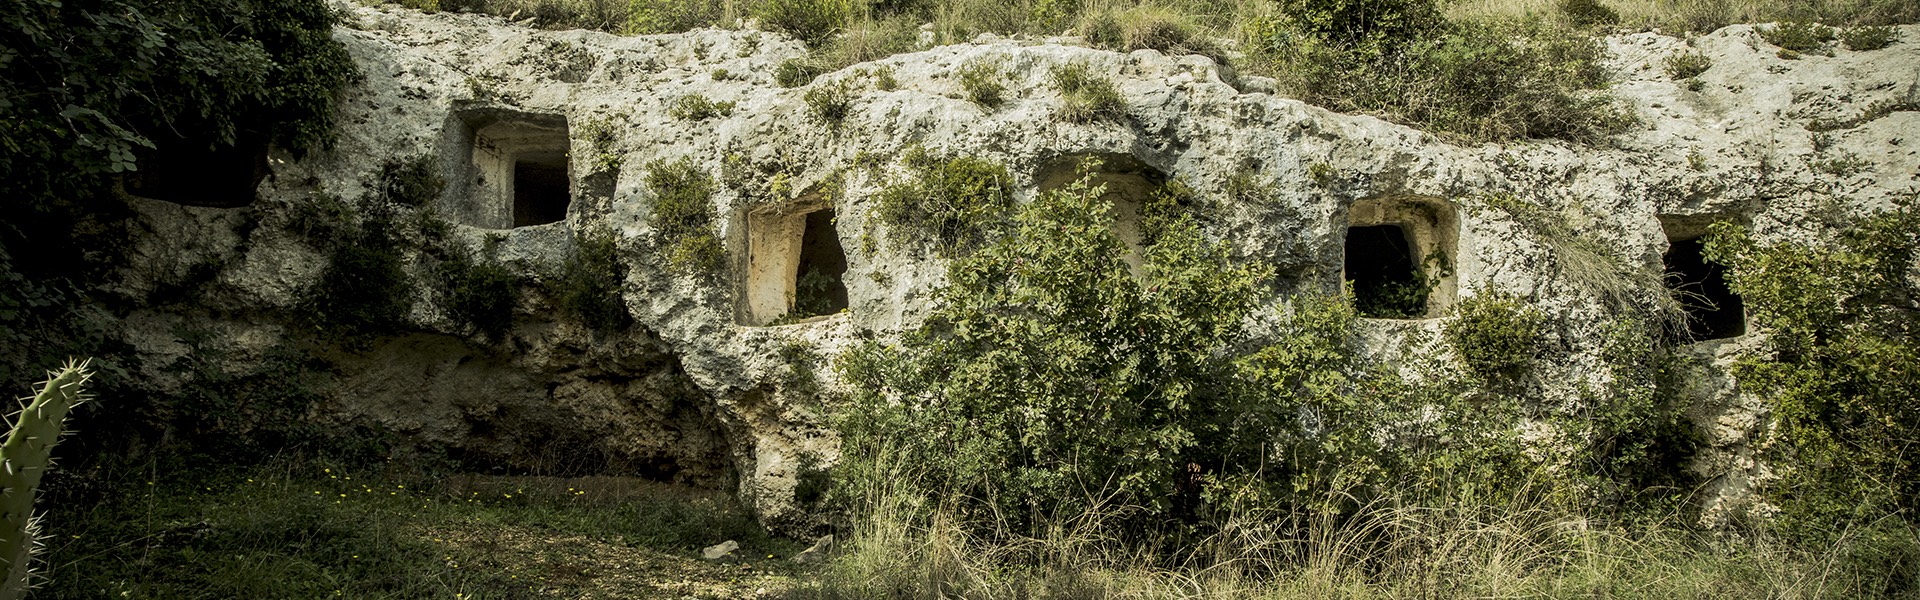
1664, 237, 1745, 340
125, 135, 269, 208
512, 149, 570, 227
1345, 224, 1425, 318
792, 208, 849, 318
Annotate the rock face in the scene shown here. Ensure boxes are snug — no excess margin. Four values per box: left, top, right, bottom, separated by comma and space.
104, 0, 1920, 531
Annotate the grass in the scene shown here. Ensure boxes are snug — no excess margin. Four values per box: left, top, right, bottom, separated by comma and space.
956, 55, 1005, 109
1052, 61, 1127, 123
668, 94, 737, 120
1447, 0, 1920, 32
792, 448, 1920, 600
39, 459, 804, 599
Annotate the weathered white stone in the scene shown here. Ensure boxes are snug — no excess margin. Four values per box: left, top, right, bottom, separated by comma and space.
106, 1, 1920, 531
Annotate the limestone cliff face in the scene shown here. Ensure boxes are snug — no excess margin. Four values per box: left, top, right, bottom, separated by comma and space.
107, 1, 1920, 531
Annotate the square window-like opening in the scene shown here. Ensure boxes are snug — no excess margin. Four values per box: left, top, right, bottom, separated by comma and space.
1344, 197, 1457, 319
1664, 237, 1745, 340
741, 204, 849, 325
457, 111, 571, 229
125, 134, 269, 208
513, 150, 570, 227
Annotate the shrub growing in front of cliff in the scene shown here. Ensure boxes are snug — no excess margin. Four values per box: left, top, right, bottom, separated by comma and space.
645, 158, 724, 276
437, 238, 519, 341
1703, 200, 1920, 542
1444, 291, 1544, 384
556, 229, 630, 334
871, 147, 1014, 255
310, 213, 415, 343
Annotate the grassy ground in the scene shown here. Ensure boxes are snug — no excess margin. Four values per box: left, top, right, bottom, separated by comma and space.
38, 460, 807, 599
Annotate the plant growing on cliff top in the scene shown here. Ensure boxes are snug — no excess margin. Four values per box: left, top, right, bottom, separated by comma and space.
871, 147, 1014, 255
1703, 199, 1920, 537
1051, 61, 1126, 123
956, 57, 1006, 110
645, 158, 723, 275
804, 79, 856, 125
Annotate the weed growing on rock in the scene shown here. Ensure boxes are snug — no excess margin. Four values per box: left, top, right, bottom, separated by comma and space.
578, 117, 623, 174
1443, 291, 1545, 384
956, 57, 1005, 110
381, 155, 444, 208
559, 229, 631, 333
1051, 61, 1126, 123
872, 147, 1014, 255
668, 94, 736, 121
1664, 51, 1712, 80
1761, 21, 1836, 53
1841, 24, 1900, 51
645, 158, 724, 275
775, 58, 822, 88
804, 79, 856, 124
436, 238, 519, 341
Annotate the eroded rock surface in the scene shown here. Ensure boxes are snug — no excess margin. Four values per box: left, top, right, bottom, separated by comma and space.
107, 1, 1920, 530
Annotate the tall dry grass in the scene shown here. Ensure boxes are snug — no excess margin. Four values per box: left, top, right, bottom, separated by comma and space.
796, 448, 1920, 599
1448, 0, 1920, 32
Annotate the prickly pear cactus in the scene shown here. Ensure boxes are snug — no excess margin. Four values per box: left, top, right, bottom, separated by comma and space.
0, 360, 91, 600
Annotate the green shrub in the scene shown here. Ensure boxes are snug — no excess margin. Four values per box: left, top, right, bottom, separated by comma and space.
1078, 6, 1221, 60
1253, 15, 1631, 142
869, 66, 899, 91
1273, 0, 1445, 52
559, 230, 631, 332
1443, 291, 1545, 383
1761, 21, 1836, 53
1664, 51, 1713, 80
956, 57, 1005, 110
1841, 25, 1899, 51
437, 243, 519, 341
775, 58, 823, 88
645, 158, 723, 275
758, 0, 854, 47
623, 0, 725, 34
1703, 200, 1920, 532
380, 155, 444, 208
1557, 0, 1620, 27
804, 79, 856, 124
667, 94, 736, 120
835, 170, 1272, 532
284, 194, 356, 248
871, 147, 1014, 255
310, 215, 413, 344
1051, 61, 1126, 123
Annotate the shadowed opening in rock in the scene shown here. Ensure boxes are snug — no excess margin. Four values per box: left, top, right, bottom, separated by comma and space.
1345, 225, 1424, 317
741, 202, 848, 325
1345, 197, 1457, 319
513, 149, 570, 227
125, 135, 269, 208
794, 208, 849, 318
1664, 237, 1744, 340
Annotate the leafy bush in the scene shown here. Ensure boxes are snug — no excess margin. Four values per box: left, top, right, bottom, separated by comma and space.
1557, 0, 1620, 27
381, 155, 444, 208
956, 57, 1005, 110
559, 230, 631, 333
1443, 291, 1545, 383
623, 0, 725, 34
645, 158, 723, 275
1273, 0, 1445, 53
1761, 21, 1836, 53
1841, 25, 1899, 51
668, 94, 736, 121
1664, 51, 1713, 80
1078, 5, 1221, 60
437, 243, 519, 341
1252, 14, 1632, 142
1703, 200, 1920, 532
775, 58, 823, 88
836, 171, 1271, 531
759, 0, 855, 47
1051, 61, 1126, 123
310, 215, 414, 343
871, 147, 1014, 255
804, 79, 857, 124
